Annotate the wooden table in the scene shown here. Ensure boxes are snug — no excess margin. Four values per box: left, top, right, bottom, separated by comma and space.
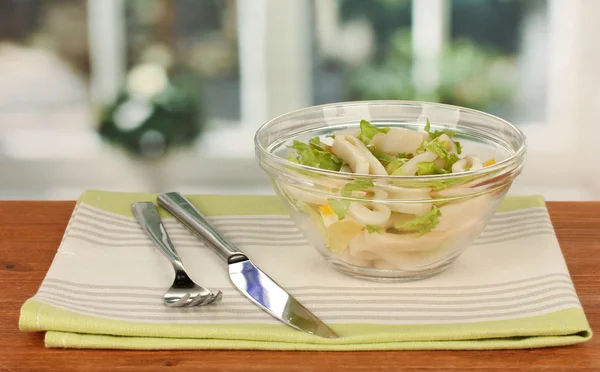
1, 201, 598, 371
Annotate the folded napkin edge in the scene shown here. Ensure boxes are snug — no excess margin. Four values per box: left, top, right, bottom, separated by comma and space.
44, 329, 591, 351
19, 299, 592, 346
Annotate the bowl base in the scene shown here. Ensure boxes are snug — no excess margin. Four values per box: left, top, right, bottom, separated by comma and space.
330, 259, 455, 282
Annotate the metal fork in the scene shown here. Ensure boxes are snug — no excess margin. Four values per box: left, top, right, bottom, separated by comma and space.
131, 202, 223, 307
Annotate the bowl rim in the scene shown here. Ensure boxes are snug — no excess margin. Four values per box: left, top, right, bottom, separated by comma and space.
254, 100, 527, 181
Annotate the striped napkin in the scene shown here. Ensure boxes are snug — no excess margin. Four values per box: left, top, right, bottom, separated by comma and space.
19, 190, 591, 350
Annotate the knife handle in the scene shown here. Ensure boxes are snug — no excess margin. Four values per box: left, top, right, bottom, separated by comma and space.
157, 192, 248, 264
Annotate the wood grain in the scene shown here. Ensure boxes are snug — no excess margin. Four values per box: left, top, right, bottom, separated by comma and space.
0, 201, 598, 372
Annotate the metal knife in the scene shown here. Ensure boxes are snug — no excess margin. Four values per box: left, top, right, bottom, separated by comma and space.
156, 192, 339, 339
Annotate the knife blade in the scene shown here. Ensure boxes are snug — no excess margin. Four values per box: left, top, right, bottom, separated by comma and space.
156, 192, 339, 339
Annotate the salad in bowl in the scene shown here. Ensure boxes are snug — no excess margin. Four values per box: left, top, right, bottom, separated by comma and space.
255, 101, 526, 281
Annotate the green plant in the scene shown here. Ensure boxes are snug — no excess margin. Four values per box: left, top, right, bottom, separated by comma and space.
347, 29, 517, 113
98, 63, 205, 159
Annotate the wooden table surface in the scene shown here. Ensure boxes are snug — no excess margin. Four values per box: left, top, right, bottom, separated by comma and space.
0, 201, 598, 372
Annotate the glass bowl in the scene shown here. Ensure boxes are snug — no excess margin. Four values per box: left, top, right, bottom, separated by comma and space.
254, 101, 526, 281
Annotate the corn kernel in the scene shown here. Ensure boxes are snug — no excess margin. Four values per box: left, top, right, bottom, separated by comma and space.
319, 205, 334, 215
483, 158, 496, 167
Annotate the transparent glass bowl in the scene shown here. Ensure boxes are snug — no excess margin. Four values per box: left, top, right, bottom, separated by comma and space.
254, 101, 526, 281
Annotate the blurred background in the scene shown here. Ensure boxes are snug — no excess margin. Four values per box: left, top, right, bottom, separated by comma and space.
0, 0, 598, 200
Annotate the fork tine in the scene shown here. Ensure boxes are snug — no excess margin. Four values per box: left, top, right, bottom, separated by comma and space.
202, 291, 223, 306
199, 294, 218, 306
198, 294, 217, 306
187, 294, 209, 307
167, 293, 191, 307
133, 202, 223, 308
208, 290, 223, 305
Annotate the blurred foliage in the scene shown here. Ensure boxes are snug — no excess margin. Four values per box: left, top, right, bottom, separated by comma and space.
99, 0, 239, 158
98, 63, 205, 159
347, 30, 517, 112
339, 0, 412, 62
450, 0, 525, 55
337, 0, 524, 113
339, 0, 525, 55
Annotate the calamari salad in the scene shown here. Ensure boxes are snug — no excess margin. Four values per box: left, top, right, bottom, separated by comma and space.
283, 120, 501, 271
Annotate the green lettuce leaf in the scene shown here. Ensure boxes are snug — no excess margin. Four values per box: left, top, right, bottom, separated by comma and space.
416, 135, 462, 172
308, 136, 324, 150
394, 206, 442, 235
455, 140, 463, 155
416, 162, 449, 176
286, 153, 298, 163
285, 153, 321, 178
424, 119, 456, 139
326, 179, 374, 220
328, 199, 350, 220
418, 139, 450, 158
424, 119, 463, 155
359, 120, 390, 144
386, 158, 409, 175
366, 225, 383, 234
341, 179, 373, 197
368, 147, 396, 166
287, 139, 343, 171
444, 153, 460, 171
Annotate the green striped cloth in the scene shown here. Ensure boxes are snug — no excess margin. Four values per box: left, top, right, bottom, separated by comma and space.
19, 190, 592, 350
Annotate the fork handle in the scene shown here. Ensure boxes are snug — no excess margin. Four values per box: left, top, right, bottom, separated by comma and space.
157, 192, 248, 264
132, 202, 186, 271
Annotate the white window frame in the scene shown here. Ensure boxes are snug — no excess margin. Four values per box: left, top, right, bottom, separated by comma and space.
196, 0, 313, 157
87, 0, 125, 106
512, 0, 600, 196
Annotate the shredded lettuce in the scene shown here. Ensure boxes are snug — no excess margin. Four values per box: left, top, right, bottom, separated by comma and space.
386, 158, 409, 175
444, 153, 460, 171
285, 153, 321, 178
369, 148, 412, 174
418, 139, 449, 158
341, 179, 373, 197
359, 120, 390, 144
417, 136, 461, 172
416, 162, 449, 176
424, 119, 455, 139
286, 153, 298, 163
366, 225, 383, 234
326, 179, 374, 220
455, 140, 463, 155
328, 199, 350, 220
368, 148, 396, 166
394, 206, 441, 235
287, 139, 343, 171
424, 119, 462, 154
308, 136, 324, 150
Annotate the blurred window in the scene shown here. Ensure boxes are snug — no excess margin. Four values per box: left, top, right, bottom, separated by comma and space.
312, 0, 548, 124
0, 0, 599, 200
124, 0, 240, 124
